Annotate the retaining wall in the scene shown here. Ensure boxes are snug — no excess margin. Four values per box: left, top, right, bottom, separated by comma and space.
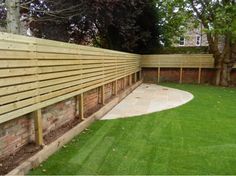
0, 75, 138, 159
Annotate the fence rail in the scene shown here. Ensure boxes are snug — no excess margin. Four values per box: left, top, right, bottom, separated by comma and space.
0, 32, 141, 124
141, 54, 215, 68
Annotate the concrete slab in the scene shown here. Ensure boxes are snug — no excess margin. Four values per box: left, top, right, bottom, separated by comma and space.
101, 83, 194, 120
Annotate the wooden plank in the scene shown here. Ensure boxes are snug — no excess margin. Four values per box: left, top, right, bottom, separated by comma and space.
112, 81, 117, 95
141, 54, 214, 68
122, 78, 125, 90
0, 67, 37, 77
0, 70, 139, 123
98, 86, 103, 104
0, 75, 36, 87
0, 97, 38, 115
139, 70, 142, 80
0, 60, 38, 68
33, 109, 43, 145
115, 80, 118, 95
198, 67, 202, 84
157, 67, 161, 83
101, 85, 105, 105
129, 75, 132, 86
0, 89, 38, 105
0, 82, 37, 96
0, 32, 141, 125
78, 93, 84, 120
180, 67, 183, 84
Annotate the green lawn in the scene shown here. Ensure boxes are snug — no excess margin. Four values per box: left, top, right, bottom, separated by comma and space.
29, 83, 236, 175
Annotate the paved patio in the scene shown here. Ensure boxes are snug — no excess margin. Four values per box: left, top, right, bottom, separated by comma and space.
102, 83, 194, 120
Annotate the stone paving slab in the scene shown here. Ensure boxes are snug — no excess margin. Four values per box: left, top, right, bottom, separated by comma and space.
101, 83, 194, 120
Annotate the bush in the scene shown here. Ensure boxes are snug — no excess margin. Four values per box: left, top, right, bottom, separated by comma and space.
154, 46, 209, 54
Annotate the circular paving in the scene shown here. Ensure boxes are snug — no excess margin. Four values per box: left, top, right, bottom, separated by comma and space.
102, 83, 194, 120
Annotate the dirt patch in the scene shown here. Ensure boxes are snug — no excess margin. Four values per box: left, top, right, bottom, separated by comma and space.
0, 143, 42, 175
43, 117, 82, 145
84, 104, 103, 118
0, 117, 83, 175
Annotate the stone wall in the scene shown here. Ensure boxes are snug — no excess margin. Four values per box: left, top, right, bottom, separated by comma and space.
0, 74, 140, 159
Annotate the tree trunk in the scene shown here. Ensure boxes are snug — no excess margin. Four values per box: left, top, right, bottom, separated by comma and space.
6, 0, 20, 34
215, 55, 233, 87
221, 63, 229, 86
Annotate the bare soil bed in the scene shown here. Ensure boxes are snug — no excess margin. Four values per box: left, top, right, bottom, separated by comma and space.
0, 116, 83, 175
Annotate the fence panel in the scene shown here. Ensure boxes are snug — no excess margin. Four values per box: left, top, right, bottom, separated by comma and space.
141, 54, 215, 68
0, 32, 141, 124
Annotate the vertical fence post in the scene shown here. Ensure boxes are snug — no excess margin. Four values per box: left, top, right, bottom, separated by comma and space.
115, 80, 118, 95
112, 81, 116, 95
75, 95, 79, 116
29, 39, 43, 146
33, 109, 43, 146
134, 72, 137, 83
157, 67, 161, 83
100, 85, 105, 105
198, 67, 202, 84
179, 67, 183, 84
79, 93, 84, 120
129, 75, 132, 86
122, 77, 125, 90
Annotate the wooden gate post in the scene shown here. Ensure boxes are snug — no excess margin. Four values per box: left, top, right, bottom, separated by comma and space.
33, 109, 43, 146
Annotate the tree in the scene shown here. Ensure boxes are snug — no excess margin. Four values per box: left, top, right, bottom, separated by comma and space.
79, 0, 161, 53
156, 0, 192, 47
5, 0, 20, 34
160, 0, 236, 86
17, 0, 161, 53
188, 0, 236, 86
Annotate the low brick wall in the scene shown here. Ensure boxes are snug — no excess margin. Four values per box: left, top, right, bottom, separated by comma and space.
142, 68, 235, 85
0, 75, 139, 159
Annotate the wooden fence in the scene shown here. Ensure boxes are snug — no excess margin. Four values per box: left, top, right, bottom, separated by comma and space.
141, 54, 236, 84
1, 33, 235, 145
141, 54, 215, 68
0, 32, 141, 141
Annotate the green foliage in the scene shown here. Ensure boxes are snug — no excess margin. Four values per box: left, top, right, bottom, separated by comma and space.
83, 0, 162, 54
29, 84, 236, 175
0, 20, 6, 27
156, 0, 192, 47
25, 0, 162, 54
158, 0, 236, 46
155, 46, 209, 54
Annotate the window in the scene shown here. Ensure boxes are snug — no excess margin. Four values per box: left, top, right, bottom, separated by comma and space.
179, 37, 185, 46
196, 35, 201, 46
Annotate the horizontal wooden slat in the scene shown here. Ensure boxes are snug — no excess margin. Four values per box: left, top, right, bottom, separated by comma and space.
0, 32, 141, 124
141, 54, 214, 68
